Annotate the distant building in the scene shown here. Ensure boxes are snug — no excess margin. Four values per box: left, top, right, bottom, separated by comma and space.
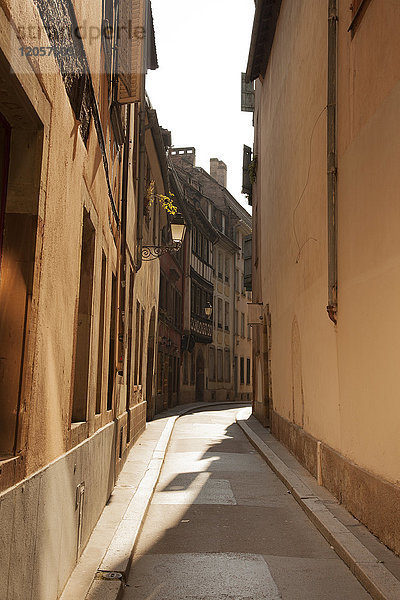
170, 148, 252, 404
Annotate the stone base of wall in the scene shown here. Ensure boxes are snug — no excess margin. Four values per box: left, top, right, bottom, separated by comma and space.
270, 409, 400, 556
129, 401, 146, 445
116, 402, 147, 478
0, 422, 115, 600
253, 399, 268, 427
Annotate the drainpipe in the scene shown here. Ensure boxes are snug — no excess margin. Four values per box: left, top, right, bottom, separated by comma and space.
327, 0, 338, 324
232, 244, 237, 400
117, 104, 131, 374
136, 75, 146, 273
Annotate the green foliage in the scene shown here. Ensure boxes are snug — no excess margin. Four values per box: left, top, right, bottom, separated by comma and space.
248, 156, 258, 185
146, 180, 177, 215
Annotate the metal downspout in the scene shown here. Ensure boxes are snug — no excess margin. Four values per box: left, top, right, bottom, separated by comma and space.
232, 248, 237, 400
136, 75, 146, 273
117, 105, 131, 374
327, 0, 338, 324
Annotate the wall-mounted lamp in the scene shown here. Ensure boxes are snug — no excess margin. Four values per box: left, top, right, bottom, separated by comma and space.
204, 302, 213, 319
142, 213, 187, 261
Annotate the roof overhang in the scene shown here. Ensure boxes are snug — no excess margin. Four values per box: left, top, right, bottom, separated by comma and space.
245, 0, 282, 83
148, 108, 169, 191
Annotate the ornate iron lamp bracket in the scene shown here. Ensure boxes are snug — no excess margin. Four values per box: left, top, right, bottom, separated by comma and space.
141, 241, 182, 261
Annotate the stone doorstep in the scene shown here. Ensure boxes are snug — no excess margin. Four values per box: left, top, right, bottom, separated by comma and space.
236, 414, 400, 600
81, 401, 248, 600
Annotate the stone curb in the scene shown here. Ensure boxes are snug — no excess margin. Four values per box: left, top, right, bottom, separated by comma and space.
85, 402, 248, 600
236, 411, 400, 600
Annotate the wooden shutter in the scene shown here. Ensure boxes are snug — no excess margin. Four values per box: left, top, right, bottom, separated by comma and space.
242, 145, 252, 200
244, 234, 252, 291
117, 0, 146, 104
241, 73, 254, 112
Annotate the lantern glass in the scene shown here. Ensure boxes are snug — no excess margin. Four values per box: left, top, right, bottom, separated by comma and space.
204, 302, 212, 318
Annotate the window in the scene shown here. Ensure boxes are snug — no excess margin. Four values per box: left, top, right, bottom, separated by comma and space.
246, 358, 251, 385
225, 257, 230, 283
157, 351, 163, 393
191, 282, 195, 314
203, 236, 207, 261
208, 347, 216, 381
247, 323, 251, 340
217, 349, 223, 381
224, 349, 231, 383
159, 272, 166, 311
107, 274, 117, 411
0, 112, 42, 456
190, 352, 195, 385
217, 298, 223, 329
235, 310, 238, 335
235, 268, 239, 291
244, 234, 252, 291
183, 352, 189, 385
240, 357, 244, 385
95, 253, 107, 414
224, 302, 230, 331
218, 252, 223, 279
138, 307, 145, 384
72, 209, 96, 423
192, 229, 196, 253
221, 214, 226, 234
134, 301, 141, 385
241, 312, 245, 337
196, 287, 201, 315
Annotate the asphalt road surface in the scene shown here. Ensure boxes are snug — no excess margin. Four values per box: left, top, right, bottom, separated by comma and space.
125, 407, 371, 600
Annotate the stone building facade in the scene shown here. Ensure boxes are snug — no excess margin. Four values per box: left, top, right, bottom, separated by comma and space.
247, 0, 400, 556
0, 0, 168, 597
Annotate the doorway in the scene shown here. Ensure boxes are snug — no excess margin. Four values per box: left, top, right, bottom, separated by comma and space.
195, 350, 205, 402
146, 308, 156, 420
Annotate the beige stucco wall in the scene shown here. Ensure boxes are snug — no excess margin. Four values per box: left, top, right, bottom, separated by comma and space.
254, 0, 400, 487
335, 0, 400, 481
256, 0, 340, 448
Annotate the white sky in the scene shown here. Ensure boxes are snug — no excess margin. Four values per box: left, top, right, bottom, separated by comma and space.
147, 0, 255, 212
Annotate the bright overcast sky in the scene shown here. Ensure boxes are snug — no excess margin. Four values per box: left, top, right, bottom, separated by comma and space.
147, 0, 255, 211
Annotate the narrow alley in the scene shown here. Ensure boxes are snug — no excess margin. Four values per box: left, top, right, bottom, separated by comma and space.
3, 1, 400, 599
126, 406, 371, 600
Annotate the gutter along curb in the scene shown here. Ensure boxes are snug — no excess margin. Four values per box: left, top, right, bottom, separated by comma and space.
84, 402, 248, 600
236, 409, 400, 600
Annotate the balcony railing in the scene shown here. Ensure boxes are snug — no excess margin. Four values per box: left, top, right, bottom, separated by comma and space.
190, 315, 212, 341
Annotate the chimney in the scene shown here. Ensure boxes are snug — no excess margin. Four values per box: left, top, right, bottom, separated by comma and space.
169, 147, 196, 166
210, 158, 227, 188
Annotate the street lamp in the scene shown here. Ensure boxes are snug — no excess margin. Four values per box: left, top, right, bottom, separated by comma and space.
170, 213, 186, 245
142, 213, 187, 261
204, 302, 213, 319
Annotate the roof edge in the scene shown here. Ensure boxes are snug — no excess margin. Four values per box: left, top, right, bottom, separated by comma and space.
245, 0, 282, 83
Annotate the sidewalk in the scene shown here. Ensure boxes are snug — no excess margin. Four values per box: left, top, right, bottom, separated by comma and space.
236, 408, 400, 600
60, 403, 248, 600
